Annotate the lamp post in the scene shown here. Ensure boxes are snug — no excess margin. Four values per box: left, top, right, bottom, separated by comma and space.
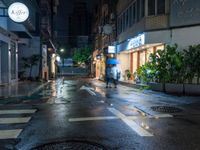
59, 48, 65, 66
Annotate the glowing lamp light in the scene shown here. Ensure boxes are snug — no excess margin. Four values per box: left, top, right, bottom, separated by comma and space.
60, 49, 65, 53
56, 56, 61, 62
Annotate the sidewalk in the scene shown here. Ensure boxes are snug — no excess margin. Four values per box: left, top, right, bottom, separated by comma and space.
0, 81, 49, 98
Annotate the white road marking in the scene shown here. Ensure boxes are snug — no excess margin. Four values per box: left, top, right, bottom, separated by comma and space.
0, 117, 31, 124
0, 129, 23, 139
80, 86, 96, 96
27, 82, 50, 96
0, 109, 36, 114
153, 114, 173, 118
0, 108, 37, 139
108, 108, 153, 137
69, 116, 118, 122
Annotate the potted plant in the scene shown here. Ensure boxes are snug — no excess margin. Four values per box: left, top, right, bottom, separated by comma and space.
183, 44, 200, 95
137, 50, 166, 92
125, 69, 132, 80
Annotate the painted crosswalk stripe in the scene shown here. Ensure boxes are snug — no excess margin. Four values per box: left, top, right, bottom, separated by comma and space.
0, 117, 31, 124
108, 108, 153, 137
0, 109, 36, 115
0, 129, 22, 139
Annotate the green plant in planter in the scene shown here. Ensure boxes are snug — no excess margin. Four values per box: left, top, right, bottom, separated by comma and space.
137, 44, 185, 84
183, 45, 199, 84
196, 45, 200, 84
164, 44, 184, 83
184, 44, 200, 84
137, 63, 156, 83
125, 69, 132, 80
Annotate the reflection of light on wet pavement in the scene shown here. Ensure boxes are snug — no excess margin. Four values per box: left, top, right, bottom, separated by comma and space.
94, 86, 106, 97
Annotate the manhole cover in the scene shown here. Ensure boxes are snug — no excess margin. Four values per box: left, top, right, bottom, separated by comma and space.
151, 106, 182, 113
32, 141, 107, 150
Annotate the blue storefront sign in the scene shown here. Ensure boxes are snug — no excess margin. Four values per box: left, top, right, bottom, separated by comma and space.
117, 33, 145, 53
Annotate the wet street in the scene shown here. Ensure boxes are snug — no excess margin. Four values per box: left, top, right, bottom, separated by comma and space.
0, 77, 200, 150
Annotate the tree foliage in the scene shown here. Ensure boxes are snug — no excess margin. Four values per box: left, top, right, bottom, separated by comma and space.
72, 47, 92, 65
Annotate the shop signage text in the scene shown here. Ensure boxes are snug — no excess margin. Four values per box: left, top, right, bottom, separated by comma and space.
108, 46, 116, 53
127, 34, 145, 49
8, 2, 29, 23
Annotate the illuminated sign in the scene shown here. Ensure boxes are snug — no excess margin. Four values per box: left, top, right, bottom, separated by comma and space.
127, 34, 145, 49
8, 2, 29, 23
108, 46, 116, 53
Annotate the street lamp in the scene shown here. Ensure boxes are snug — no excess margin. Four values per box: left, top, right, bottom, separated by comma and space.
60, 48, 64, 53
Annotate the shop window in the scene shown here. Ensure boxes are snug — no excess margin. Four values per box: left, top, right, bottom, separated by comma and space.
133, 52, 138, 73
139, 51, 146, 66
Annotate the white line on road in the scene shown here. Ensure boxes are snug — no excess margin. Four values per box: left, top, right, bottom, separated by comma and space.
108, 108, 153, 137
27, 82, 50, 96
0, 117, 31, 124
69, 116, 118, 122
80, 86, 96, 96
0, 129, 22, 139
0, 109, 37, 115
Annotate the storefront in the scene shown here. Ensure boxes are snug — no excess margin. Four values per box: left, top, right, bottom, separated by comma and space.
0, 29, 18, 84
117, 31, 170, 81
92, 46, 116, 80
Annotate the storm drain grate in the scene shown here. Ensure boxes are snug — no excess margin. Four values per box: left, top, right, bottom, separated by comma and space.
32, 140, 107, 150
151, 106, 183, 113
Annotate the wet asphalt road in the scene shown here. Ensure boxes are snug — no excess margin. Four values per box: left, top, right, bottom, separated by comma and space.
1, 77, 200, 150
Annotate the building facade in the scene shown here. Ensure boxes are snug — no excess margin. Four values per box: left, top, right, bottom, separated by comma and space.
0, 0, 39, 84
68, 2, 92, 50
91, 0, 117, 79
116, 0, 200, 81
40, 0, 59, 79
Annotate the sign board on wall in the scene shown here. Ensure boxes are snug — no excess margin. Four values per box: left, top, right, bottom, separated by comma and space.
127, 34, 145, 50
108, 46, 116, 53
8, 2, 29, 23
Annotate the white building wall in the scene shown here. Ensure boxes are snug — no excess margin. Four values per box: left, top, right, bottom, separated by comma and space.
145, 30, 171, 45
171, 26, 200, 50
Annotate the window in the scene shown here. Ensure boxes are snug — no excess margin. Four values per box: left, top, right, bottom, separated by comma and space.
122, 13, 125, 31
136, 0, 140, 22
126, 10, 128, 28
148, 0, 156, 16
157, 0, 165, 15
141, 0, 145, 18
132, 3, 136, 24
129, 6, 132, 27
148, 0, 166, 16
